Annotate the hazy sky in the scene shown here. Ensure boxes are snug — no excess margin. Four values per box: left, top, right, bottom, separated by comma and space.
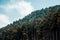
0, 0, 60, 28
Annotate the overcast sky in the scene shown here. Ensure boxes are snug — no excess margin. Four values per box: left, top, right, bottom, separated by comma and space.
0, 0, 60, 28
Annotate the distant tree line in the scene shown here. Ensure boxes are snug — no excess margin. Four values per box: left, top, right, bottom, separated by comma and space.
0, 5, 60, 40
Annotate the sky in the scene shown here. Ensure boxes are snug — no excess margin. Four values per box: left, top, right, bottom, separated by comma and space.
0, 0, 60, 28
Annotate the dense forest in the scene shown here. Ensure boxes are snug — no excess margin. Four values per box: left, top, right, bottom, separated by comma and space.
0, 5, 60, 40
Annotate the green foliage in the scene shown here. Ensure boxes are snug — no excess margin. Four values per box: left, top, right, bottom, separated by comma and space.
0, 5, 60, 40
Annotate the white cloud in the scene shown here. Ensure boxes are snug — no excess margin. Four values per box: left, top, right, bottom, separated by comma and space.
0, 0, 34, 19
0, 0, 34, 28
0, 14, 10, 28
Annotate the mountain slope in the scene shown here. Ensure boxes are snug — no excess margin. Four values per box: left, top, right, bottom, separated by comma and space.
0, 5, 60, 40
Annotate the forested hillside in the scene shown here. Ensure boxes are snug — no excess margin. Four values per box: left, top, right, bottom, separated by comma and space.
0, 5, 60, 40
